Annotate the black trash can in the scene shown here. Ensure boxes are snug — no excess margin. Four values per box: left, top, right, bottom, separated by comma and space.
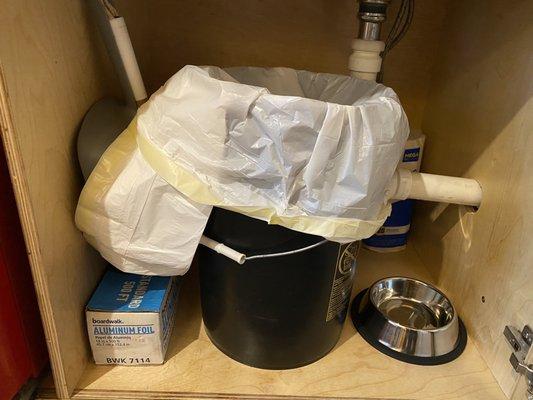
199, 208, 360, 369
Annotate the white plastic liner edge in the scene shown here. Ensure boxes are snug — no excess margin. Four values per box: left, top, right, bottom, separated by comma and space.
137, 66, 409, 241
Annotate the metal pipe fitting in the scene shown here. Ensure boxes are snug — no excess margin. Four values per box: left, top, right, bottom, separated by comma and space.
357, 0, 390, 41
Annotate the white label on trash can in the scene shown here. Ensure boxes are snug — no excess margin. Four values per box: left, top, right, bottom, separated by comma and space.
326, 242, 360, 322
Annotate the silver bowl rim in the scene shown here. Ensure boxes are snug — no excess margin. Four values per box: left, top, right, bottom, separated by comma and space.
367, 276, 458, 334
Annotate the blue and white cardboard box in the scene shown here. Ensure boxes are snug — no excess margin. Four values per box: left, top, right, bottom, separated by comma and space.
86, 269, 179, 365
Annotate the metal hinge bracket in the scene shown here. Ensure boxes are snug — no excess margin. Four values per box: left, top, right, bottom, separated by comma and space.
504, 325, 533, 398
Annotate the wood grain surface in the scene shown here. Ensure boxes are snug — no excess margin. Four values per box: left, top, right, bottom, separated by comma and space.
2, 0, 527, 398
38, 248, 505, 400
0, 0, 116, 397
412, 0, 533, 397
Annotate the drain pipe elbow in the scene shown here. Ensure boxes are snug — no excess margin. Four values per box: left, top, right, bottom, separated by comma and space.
387, 170, 483, 207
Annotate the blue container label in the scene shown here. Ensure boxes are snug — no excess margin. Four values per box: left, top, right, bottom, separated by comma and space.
403, 147, 420, 163
383, 200, 414, 227
363, 233, 409, 248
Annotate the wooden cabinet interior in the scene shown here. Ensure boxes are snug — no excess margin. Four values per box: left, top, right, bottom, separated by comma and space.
113, 0, 449, 130
0, 0, 530, 399
412, 1, 533, 397
36, 247, 505, 400
0, 1, 117, 397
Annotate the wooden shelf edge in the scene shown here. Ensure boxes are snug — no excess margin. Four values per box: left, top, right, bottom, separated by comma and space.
37, 387, 386, 400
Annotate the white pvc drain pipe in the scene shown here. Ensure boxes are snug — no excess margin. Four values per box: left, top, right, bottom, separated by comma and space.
387, 169, 482, 207
200, 171, 482, 264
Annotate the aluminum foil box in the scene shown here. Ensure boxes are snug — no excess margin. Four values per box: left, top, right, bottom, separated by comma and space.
86, 269, 179, 365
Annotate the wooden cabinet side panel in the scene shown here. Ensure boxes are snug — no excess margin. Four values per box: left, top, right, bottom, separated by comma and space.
413, 1, 533, 397
0, 0, 115, 397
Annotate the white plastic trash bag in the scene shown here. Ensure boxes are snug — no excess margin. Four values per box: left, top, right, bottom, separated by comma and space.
75, 123, 212, 276
76, 65, 409, 276
136, 66, 409, 241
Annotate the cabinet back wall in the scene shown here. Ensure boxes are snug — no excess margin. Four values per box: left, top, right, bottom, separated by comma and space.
115, 0, 449, 129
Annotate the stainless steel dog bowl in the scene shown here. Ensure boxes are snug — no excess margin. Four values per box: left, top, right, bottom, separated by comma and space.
351, 277, 467, 365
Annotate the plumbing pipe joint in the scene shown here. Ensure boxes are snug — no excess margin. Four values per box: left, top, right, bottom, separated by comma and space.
387, 169, 482, 207
349, 39, 385, 81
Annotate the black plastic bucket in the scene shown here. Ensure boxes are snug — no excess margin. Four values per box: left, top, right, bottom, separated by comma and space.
198, 208, 359, 369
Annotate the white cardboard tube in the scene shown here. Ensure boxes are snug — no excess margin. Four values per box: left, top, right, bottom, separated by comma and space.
199, 236, 246, 265
109, 17, 147, 102
388, 170, 482, 207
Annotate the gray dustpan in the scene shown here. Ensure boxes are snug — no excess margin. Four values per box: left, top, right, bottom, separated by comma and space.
77, 0, 246, 264
77, 0, 145, 180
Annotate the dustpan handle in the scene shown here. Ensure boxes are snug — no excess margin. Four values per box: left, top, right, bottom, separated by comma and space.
89, 0, 147, 107
109, 17, 147, 104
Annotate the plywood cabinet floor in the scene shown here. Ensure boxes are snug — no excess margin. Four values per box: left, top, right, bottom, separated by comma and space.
36, 247, 505, 400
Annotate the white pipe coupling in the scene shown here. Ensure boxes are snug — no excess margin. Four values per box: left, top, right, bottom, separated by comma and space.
385, 168, 412, 201
349, 39, 385, 81
387, 169, 482, 207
